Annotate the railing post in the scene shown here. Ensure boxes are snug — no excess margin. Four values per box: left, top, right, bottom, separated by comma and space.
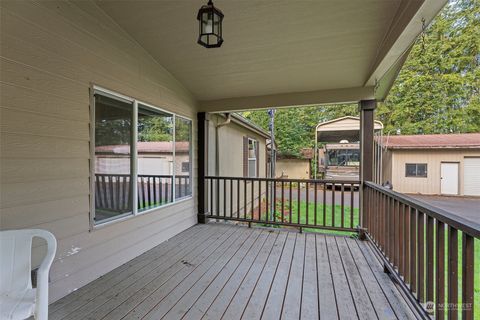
197, 112, 209, 223
359, 99, 376, 230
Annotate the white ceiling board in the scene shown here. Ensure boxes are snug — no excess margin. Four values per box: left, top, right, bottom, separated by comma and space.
95, 0, 446, 107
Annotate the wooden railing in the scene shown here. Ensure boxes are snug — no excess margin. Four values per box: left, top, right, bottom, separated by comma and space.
205, 176, 360, 232
364, 181, 478, 319
95, 174, 190, 211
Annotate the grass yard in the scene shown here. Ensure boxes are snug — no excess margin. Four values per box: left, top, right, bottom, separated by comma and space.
254, 200, 359, 236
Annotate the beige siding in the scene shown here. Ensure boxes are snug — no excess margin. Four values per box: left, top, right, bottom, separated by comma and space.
208, 114, 267, 178
205, 115, 268, 217
0, 0, 198, 302
276, 159, 311, 179
386, 149, 480, 195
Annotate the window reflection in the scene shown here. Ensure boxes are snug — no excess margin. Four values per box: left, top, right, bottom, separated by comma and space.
175, 117, 192, 199
137, 105, 174, 211
94, 94, 133, 222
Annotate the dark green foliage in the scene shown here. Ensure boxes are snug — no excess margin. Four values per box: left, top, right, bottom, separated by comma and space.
378, 0, 479, 134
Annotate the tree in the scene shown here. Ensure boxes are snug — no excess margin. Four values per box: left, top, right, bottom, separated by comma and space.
378, 0, 480, 135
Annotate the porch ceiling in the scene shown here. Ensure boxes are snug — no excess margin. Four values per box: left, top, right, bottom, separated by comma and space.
95, 0, 446, 111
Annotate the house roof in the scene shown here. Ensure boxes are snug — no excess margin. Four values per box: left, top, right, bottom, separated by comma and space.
381, 133, 480, 150
96, 141, 190, 154
230, 113, 270, 139
96, 0, 447, 111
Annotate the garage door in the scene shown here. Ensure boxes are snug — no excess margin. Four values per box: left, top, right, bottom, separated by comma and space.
464, 157, 480, 196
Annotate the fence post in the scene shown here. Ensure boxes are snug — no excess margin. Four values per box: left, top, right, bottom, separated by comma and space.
197, 112, 209, 223
359, 100, 376, 230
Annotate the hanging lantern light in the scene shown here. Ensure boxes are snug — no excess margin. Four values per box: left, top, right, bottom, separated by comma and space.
197, 0, 224, 48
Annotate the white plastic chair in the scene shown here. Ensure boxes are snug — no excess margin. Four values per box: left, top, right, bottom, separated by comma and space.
0, 229, 57, 320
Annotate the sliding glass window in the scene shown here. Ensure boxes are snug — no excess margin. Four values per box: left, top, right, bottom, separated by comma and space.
175, 117, 192, 199
92, 88, 193, 226
137, 105, 174, 211
93, 93, 134, 223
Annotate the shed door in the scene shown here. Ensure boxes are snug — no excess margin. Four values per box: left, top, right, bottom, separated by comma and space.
464, 157, 480, 196
440, 163, 459, 195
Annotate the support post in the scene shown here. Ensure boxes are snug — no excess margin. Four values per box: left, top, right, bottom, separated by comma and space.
197, 112, 209, 223
359, 99, 376, 230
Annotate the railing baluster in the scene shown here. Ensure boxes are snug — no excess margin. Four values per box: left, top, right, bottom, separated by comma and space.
281, 181, 285, 223
289, 181, 293, 224
404, 204, 410, 284
230, 179, 233, 218
217, 178, 220, 216
448, 226, 458, 320
323, 183, 326, 226
258, 179, 262, 221
436, 221, 445, 320
418, 211, 425, 303
462, 233, 474, 320
305, 182, 309, 226
147, 176, 151, 208
350, 184, 354, 229
426, 215, 434, 304
224, 178, 227, 217
251, 179, 254, 219
340, 183, 344, 228
166, 177, 170, 203
410, 207, 417, 294
399, 202, 404, 276
297, 182, 301, 225
265, 180, 269, 222
273, 180, 277, 222
331, 183, 335, 227
314, 182, 318, 226
244, 179, 247, 219
153, 177, 157, 205
237, 179, 240, 219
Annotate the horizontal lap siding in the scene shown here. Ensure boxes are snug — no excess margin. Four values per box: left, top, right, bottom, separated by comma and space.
0, 0, 198, 302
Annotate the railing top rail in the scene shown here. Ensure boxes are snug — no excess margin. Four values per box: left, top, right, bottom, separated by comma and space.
205, 175, 360, 184
365, 181, 480, 238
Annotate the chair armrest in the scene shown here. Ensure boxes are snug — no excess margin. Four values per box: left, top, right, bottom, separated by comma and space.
34, 231, 57, 320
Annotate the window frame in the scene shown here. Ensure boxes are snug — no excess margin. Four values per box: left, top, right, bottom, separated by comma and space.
247, 138, 258, 178
89, 85, 193, 229
405, 163, 428, 178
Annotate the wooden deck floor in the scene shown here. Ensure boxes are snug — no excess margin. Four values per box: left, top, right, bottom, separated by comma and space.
48, 223, 420, 320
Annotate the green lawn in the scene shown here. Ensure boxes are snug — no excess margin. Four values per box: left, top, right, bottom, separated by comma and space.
254, 200, 359, 235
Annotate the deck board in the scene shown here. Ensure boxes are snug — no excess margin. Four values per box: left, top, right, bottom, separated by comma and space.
48, 223, 420, 320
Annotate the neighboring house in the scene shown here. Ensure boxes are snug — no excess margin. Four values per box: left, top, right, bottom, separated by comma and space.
207, 113, 270, 178
276, 148, 313, 179
381, 133, 480, 196
96, 141, 190, 176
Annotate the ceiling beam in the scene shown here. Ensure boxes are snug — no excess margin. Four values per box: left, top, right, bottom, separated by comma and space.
199, 86, 375, 112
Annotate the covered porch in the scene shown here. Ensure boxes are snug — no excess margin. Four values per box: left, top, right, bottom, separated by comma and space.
2, 0, 478, 320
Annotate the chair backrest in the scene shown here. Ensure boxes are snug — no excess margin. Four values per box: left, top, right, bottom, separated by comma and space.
0, 229, 56, 293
